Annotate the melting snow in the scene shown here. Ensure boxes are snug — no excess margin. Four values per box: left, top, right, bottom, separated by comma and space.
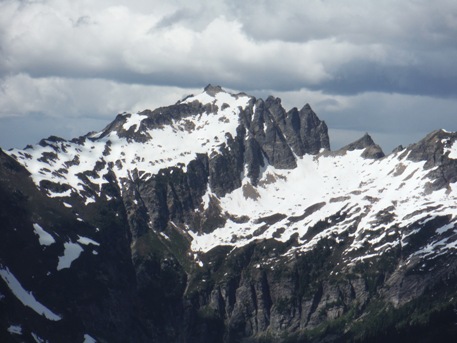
77, 236, 100, 246
48, 189, 72, 198
84, 197, 96, 205
0, 266, 61, 321
57, 242, 84, 270
31, 332, 46, 343
447, 140, 457, 159
159, 232, 170, 240
33, 223, 55, 246
7, 324, 22, 335
122, 113, 148, 132
83, 334, 97, 343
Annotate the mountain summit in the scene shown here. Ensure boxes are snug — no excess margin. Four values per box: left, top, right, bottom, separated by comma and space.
1, 87, 457, 342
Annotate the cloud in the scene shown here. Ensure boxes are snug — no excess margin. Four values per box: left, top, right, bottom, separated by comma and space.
0, 0, 456, 150
0, 73, 201, 148
1, 0, 456, 95
0, 74, 201, 120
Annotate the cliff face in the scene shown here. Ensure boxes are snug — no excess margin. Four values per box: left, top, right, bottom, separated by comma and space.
2, 86, 457, 342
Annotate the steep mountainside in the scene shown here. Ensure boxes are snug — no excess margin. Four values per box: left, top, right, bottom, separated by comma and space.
1, 85, 457, 342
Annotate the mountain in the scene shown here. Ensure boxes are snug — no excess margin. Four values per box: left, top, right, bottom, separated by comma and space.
1, 85, 457, 342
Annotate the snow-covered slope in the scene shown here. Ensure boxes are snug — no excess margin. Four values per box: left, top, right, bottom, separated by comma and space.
8, 88, 251, 198
192, 148, 457, 258
6, 85, 457, 267
2, 85, 457, 342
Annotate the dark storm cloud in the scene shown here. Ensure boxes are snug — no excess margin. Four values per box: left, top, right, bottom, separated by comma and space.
315, 61, 457, 98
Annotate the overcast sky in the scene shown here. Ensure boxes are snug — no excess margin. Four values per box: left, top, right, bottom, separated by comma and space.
1, 0, 456, 153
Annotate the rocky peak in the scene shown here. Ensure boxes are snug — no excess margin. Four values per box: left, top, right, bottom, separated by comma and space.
298, 104, 322, 128
342, 133, 376, 150
391, 144, 405, 154
92, 112, 130, 139
237, 95, 331, 182
79, 87, 331, 168
203, 84, 224, 96
405, 129, 457, 191
38, 136, 66, 147
407, 129, 457, 165
339, 133, 385, 159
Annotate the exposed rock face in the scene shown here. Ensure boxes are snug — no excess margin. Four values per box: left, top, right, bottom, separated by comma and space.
2, 87, 457, 343
339, 133, 385, 159
242, 98, 330, 173
204, 84, 224, 96
406, 129, 457, 191
285, 104, 331, 155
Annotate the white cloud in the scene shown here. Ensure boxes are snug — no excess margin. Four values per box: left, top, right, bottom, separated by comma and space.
3, 0, 455, 93
0, 74, 201, 148
0, 0, 456, 150
0, 74, 200, 119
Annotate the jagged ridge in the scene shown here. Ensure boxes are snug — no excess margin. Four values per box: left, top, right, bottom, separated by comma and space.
1, 86, 457, 342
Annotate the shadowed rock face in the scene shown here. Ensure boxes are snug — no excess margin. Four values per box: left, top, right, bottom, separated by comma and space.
2, 87, 457, 343
244, 98, 330, 170
284, 104, 331, 156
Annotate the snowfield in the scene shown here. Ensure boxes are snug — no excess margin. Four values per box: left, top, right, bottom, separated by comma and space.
189, 148, 457, 259
5, 87, 457, 268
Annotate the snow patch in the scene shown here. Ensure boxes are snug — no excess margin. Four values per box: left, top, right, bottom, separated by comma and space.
31, 332, 47, 343
0, 266, 61, 321
83, 334, 97, 343
159, 232, 170, 240
7, 324, 22, 335
77, 236, 100, 246
47, 189, 72, 198
447, 140, 457, 159
437, 223, 455, 234
122, 113, 148, 132
33, 223, 55, 246
57, 242, 84, 270
84, 197, 96, 205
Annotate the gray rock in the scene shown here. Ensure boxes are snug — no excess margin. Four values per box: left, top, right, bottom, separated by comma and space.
338, 133, 385, 159
407, 130, 457, 191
